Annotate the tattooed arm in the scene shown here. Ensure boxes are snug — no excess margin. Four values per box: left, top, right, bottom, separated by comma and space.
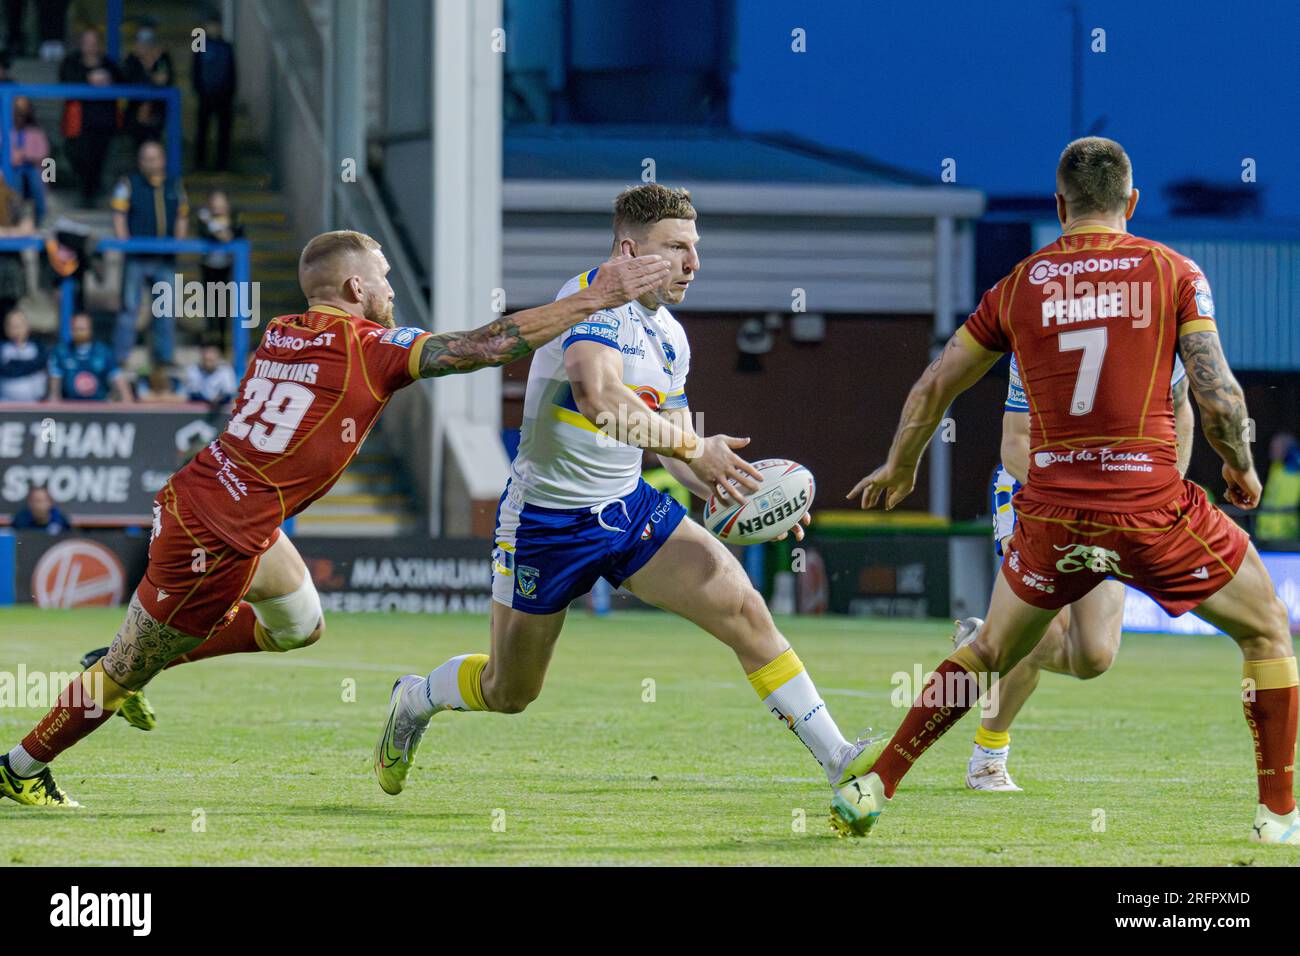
1178, 329, 1261, 508
413, 254, 671, 379
849, 329, 1003, 510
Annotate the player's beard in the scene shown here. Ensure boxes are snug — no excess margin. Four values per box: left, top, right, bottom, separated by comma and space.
367, 297, 396, 328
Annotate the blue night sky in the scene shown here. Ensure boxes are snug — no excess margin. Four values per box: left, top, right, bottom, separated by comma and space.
730, 0, 1300, 219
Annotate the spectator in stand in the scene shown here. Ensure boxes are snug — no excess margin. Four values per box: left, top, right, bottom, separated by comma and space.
135, 364, 187, 404
11, 95, 50, 224
196, 189, 242, 347
5, 0, 69, 60
112, 139, 188, 365
192, 14, 235, 170
59, 27, 120, 206
47, 311, 131, 401
0, 50, 13, 82
1259, 433, 1300, 543
121, 24, 173, 145
0, 173, 32, 315
11, 485, 70, 534
0, 307, 45, 401
184, 337, 237, 408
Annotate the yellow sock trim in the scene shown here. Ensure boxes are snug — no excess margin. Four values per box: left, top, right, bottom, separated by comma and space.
1244, 657, 1299, 692
82, 666, 133, 711
252, 621, 285, 653
746, 649, 804, 699
948, 644, 988, 675
974, 726, 1010, 750
457, 654, 490, 711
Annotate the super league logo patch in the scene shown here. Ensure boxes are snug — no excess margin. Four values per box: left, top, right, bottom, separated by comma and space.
570, 321, 619, 343
380, 327, 423, 348
1193, 278, 1216, 318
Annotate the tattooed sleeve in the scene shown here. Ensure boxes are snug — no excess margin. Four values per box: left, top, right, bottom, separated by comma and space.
416, 318, 532, 379
1177, 330, 1252, 472
102, 595, 204, 690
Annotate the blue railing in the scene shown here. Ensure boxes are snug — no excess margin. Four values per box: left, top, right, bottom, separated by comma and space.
0, 235, 253, 370
0, 83, 183, 184
107, 0, 124, 62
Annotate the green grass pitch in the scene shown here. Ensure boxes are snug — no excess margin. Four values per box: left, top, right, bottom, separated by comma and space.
1, 606, 1293, 866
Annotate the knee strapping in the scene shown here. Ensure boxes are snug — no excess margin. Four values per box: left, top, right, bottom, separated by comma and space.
251, 575, 322, 651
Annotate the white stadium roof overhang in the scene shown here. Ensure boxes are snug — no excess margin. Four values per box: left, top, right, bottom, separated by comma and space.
502, 177, 986, 315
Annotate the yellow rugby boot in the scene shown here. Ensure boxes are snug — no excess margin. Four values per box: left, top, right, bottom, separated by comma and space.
0, 754, 81, 807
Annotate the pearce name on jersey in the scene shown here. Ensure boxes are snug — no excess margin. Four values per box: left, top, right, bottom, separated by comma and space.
962, 228, 1216, 511
173, 306, 431, 554
509, 267, 691, 509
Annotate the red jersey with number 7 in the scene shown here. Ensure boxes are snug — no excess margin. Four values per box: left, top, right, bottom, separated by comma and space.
172, 306, 431, 554
959, 226, 1218, 511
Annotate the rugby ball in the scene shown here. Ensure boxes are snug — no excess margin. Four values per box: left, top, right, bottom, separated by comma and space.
703, 459, 815, 544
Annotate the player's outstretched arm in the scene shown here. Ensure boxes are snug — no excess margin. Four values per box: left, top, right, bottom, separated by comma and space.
848, 329, 1002, 510
1178, 329, 1260, 507
414, 255, 670, 379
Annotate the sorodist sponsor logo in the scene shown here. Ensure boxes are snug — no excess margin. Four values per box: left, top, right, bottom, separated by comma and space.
1026, 256, 1144, 284
0, 666, 103, 716
49, 886, 151, 936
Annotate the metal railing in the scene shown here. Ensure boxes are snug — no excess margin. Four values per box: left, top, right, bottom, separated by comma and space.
0, 235, 254, 369
0, 83, 183, 184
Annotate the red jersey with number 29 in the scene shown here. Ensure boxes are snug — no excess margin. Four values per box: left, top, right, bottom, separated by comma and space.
172, 306, 431, 554
960, 227, 1217, 511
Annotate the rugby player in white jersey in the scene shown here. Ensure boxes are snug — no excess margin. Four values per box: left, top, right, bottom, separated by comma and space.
956, 355, 1194, 790
374, 184, 868, 805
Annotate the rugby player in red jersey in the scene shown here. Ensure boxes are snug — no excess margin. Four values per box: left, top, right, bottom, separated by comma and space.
831, 138, 1297, 845
0, 230, 669, 806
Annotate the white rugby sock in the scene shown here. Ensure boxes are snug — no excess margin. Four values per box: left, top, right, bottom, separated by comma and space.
412, 654, 490, 718
746, 649, 849, 782
7, 744, 46, 777
971, 741, 1010, 761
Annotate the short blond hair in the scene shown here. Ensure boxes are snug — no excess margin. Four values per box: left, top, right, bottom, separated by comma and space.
300, 230, 379, 273
613, 184, 696, 237
1056, 137, 1132, 216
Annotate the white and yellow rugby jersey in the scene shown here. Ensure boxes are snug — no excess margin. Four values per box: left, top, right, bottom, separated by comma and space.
509, 267, 691, 508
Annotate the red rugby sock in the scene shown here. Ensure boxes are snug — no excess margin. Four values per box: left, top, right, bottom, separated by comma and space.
869, 656, 985, 798
21, 675, 115, 763
1242, 658, 1298, 815
165, 603, 264, 668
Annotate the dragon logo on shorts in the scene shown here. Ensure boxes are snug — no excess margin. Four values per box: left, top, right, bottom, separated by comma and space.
1053, 544, 1132, 577
515, 565, 541, 599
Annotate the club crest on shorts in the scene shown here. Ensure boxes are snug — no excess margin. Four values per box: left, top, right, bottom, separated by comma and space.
515, 565, 541, 598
